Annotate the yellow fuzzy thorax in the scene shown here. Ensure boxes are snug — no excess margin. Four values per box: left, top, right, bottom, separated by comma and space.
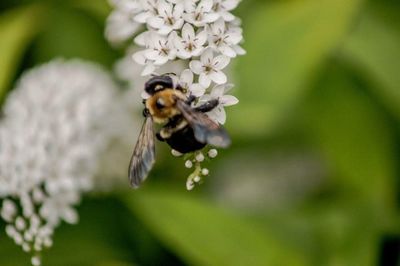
145, 89, 186, 124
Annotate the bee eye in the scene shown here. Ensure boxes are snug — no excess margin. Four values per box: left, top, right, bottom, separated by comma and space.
156, 98, 165, 109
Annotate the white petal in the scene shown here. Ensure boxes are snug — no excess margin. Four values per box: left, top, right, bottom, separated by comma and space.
233, 45, 246, 55
190, 83, 206, 97
222, 0, 239, 10
221, 11, 235, 22
198, 0, 213, 12
134, 31, 150, 46
226, 30, 242, 44
134, 11, 151, 23
142, 64, 156, 76
213, 55, 230, 70
200, 48, 214, 63
158, 25, 173, 35
199, 73, 211, 88
154, 56, 169, 65
199, 94, 212, 102
189, 60, 203, 74
182, 23, 195, 40
223, 83, 235, 93
144, 49, 160, 60
209, 70, 227, 84
213, 18, 226, 34
219, 45, 236, 57
221, 95, 238, 106
177, 50, 191, 59
168, 30, 179, 43
203, 13, 220, 23
215, 107, 227, 124
195, 29, 208, 45
210, 84, 225, 97
132, 51, 147, 64
148, 16, 165, 28
173, 3, 184, 17
191, 47, 205, 57
180, 69, 193, 85
172, 19, 184, 30
158, 1, 172, 16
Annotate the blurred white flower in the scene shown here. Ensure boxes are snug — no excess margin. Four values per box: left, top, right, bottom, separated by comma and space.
0, 59, 134, 265
189, 48, 230, 87
105, 0, 142, 44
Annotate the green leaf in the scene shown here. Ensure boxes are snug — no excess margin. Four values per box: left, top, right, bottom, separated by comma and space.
302, 64, 397, 214
68, 0, 111, 21
32, 6, 118, 67
231, 0, 362, 137
340, 4, 400, 120
0, 4, 44, 103
124, 189, 307, 266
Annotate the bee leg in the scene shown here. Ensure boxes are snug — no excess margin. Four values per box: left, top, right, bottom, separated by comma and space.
194, 99, 219, 113
186, 94, 196, 105
156, 132, 165, 142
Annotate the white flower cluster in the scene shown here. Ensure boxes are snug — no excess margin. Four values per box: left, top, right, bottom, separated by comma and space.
0, 60, 131, 265
106, 0, 244, 189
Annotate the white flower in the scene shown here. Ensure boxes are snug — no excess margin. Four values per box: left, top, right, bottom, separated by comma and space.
177, 69, 205, 97
208, 148, 218, 158
143, 32, 177, 66
117, 47, 185, 88
199, 83, 238, 124
105, 0, 142, 44
147, 1, 184, 35
167, 0, 195, 11
174, 23, 207, 59
208, 18, 244, 57
183, 0, 219, 27
212, 0, 239, 22
132, 50, 157, 75
189, 48, 230, 87
0, 59, 132, 265
134, 0, 159, 23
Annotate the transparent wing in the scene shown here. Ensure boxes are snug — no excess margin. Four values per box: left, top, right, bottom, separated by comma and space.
176, 100, 231, 148
128, 116, 155, 188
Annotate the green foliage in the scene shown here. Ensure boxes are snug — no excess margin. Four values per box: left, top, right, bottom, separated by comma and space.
341, 3, 400, 120
125, 188, 307, 266
0, 4, 43, 102
231, 0, 362, 137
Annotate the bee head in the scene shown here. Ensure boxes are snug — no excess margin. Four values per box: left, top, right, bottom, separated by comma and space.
144, 75, 174, 95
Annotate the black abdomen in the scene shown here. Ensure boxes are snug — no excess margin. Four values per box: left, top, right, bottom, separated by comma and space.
166, 126, 206, 153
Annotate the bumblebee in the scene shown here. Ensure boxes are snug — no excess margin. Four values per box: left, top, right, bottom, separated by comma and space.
128, 75, 231, 188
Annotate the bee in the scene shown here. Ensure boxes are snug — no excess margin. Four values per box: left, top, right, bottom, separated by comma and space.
128, 74, 231, 188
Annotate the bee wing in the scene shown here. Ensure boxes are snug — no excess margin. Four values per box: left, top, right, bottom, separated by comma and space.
128, 116, 155, 188
176, 100, 231, 148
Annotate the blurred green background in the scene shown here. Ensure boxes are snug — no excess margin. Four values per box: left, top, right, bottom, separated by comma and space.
0, 0, 399, 265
